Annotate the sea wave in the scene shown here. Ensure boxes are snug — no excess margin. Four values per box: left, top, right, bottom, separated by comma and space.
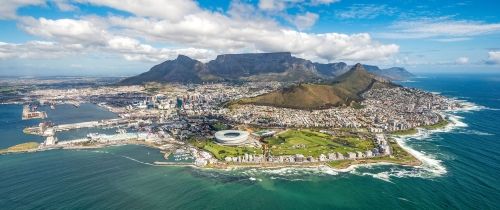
346, 133, 448, 182
199, 107, 474, 181
235, 166, 340, 179
399, 80, 417, 83
456, 130, 494, 136
348, 101, 483, 181
451, 100, 489, 112
195, 101, 484, 182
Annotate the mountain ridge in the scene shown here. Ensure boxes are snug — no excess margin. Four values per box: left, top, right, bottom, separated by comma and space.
119, 52, 414, 85
233, 64, 398, 110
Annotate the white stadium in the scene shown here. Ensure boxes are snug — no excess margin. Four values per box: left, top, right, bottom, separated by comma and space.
214, 130, 250, 145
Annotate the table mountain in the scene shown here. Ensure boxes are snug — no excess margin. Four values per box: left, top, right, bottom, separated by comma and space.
119, 52, 413, 85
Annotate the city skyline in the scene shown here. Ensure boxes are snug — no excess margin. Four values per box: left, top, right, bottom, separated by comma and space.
1, 0, 499, 76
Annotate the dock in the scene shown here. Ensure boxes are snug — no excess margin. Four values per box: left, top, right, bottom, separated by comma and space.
52, 118, 128, 132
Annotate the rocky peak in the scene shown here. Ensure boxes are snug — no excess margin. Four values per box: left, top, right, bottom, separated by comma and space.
175, 54, 198, 64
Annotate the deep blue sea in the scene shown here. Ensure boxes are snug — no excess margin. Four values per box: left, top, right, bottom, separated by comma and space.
0, 75, 499, 209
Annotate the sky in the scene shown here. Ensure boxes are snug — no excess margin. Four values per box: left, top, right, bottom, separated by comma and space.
0, 0, 499, 76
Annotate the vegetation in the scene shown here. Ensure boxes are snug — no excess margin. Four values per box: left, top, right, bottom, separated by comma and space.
0, 142, 39, 154
264, 129, 375, 158
391, 128, 418, 136
143, 82, 163, 93
190, 138, 261, 160
326, 160, 354, 168
235, 64, 396, 110
0, 87, 16, 94
351, 102, 366, 109
422, 119, 448, 130
386, 139, 418, 164
210, 122, 229, 131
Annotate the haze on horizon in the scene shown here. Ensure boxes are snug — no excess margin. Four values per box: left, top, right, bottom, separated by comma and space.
0, 0, 499, 76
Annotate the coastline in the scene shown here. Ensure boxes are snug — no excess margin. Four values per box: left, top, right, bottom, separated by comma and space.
0, 100, 479, 175
0, 119, 443, 173
0, 134, 420, 172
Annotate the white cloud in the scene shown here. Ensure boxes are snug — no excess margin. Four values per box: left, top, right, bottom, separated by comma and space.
487, 51, 500, 65
16, 17, 217, 62
103, 4, 398, 62
310, 0, 340, 5
77, 0, 199, 21
0, 0, 45, 19
9, 0, 398, 63
455, 57, 469, 64
0, 41, 84, 59
380, 17, 500, 39
292, 12, 319, 30
337, 4, 396, 19
0, 39, 216, 62
258, 0, 286, 11
433, 37, 471, 42
105, 36, 216, 62
53, 0, 77, 11
20, 17, 108, 44
257, 0, 339, 11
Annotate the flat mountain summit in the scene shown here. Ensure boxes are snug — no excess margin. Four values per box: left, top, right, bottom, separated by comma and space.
119, 52, 413, 85
234, 64, 398, 110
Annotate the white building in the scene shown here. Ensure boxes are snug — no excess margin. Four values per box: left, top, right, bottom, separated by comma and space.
214, 130, 250, 145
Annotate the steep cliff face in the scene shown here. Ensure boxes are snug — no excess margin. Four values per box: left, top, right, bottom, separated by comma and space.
314, 62, 348, 77
207, 52, 294, 77
207, 52, 324, 81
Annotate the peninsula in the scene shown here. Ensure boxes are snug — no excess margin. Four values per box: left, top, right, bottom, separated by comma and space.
1, 53, 465, 170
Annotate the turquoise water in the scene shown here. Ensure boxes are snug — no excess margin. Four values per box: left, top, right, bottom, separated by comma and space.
0, 75, 499, 209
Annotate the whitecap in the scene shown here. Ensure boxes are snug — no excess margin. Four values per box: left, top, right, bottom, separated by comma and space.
399, 80, 416, 83
447, 115, 467, 128
457, 130, 494, 136
393, 136, 447, 177
234, 166, 339, 180
397, 197, 412, 203
359, 171, 393, 183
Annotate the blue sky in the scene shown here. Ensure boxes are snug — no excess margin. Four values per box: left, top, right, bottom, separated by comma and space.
0, 0, 499, 76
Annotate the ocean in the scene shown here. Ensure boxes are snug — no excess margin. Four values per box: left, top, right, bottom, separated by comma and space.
0, 74, 499, 209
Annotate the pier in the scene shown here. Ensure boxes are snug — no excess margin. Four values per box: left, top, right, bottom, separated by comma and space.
51, 118, 128, 132
154, 161, 195, 166
23, 118, 132, 139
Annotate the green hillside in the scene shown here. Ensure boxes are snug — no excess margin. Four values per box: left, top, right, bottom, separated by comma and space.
236, 64, 396, 110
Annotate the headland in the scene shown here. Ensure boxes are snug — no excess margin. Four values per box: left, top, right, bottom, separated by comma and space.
0, 62, 472, 172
